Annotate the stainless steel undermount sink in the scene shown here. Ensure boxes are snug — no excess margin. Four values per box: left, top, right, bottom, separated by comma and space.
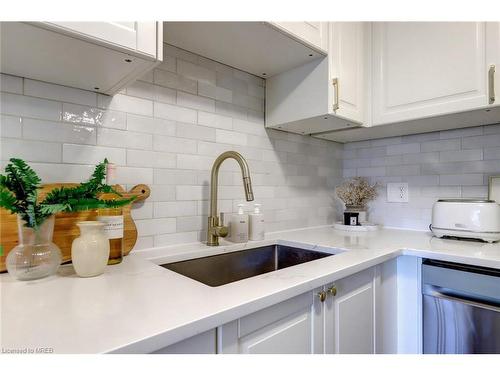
160, 244, 333, 287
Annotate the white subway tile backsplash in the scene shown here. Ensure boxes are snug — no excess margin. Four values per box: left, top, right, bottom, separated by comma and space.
440, 174, 484, 186
24, 79, 96, 106
197, 111, 233, 130
216, 129, 247, 146
462, 134, 500, 149
439, 149, 482, 162
97, 128, 153, 150
1, 92, 61, 121
154, 169, 198, 185
154, 101, 197, 123
154, 69, 197, 94
127, 149, 176, 169
176, 185, 209, 201
23, 163, 94, 183
177, 91, 215, 112
153, 135, 197, 154
2, 44, 341, 249
386, 142, 420, 155
135, 218, 176, 236
63, 144, 126, 165
114, 166, 153, 185
343, 124, 500, 230
1, 138, 61, 163
0, 74, 23, 94
127, 114, 176, 136
154, 201, 197, 218
177, 60, 216, 85
62, 103, 126, 129
24, 118, 96, 145
421, 139, 460, 152
98, 93, 153, 117
0, 114, 22, 138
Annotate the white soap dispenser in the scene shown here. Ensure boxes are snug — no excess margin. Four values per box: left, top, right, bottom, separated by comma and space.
231, 204, 249, 243
249, 203, 265, 241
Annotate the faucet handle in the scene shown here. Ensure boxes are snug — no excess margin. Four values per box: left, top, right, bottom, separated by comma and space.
219, 212, 225, 226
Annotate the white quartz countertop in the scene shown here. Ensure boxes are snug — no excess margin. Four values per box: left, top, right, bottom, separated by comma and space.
2, 226, 500, 354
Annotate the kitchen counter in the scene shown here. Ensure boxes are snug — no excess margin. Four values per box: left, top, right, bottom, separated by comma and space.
1, 226, 500, 354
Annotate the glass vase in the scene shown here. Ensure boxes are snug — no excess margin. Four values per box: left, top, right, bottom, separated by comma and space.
6, 215, 62, 281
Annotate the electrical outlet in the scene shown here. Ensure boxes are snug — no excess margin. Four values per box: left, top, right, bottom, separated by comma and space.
387, 182, 409, 202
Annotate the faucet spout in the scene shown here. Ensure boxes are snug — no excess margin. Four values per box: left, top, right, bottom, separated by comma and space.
208, 151, 254, 246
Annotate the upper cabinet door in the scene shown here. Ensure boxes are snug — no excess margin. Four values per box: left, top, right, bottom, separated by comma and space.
487, 22, 500, 106
329, 22, 366, 124
270, 22, 328, 53
372, 22, 489, 125
45, 22, 159, 57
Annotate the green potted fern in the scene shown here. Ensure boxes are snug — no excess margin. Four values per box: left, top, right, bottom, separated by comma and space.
0, 158, 132, 281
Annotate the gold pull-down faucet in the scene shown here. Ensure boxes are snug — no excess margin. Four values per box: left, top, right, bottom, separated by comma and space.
207, 151, 254, 246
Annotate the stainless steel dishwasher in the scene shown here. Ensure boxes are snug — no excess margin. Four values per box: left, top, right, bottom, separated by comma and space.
422, 259, 500, 354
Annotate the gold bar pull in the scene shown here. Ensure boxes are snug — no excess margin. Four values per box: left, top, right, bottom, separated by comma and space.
489, 65, 496, 105
332, 78, 339, 111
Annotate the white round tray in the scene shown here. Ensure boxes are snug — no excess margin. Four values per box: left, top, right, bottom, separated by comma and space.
333, 222, 380, 232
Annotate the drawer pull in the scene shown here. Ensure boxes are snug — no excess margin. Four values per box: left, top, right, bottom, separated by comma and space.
489, 65, 496, 105
332, 78, 339, 111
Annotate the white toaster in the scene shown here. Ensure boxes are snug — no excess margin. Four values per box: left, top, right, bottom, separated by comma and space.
431, 199, 500, 243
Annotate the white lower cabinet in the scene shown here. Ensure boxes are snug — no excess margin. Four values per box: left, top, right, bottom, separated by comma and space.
217, 291, 323, 354
323, 267, 376, 353
156, 264, 399, 354
218, 266, 378, 354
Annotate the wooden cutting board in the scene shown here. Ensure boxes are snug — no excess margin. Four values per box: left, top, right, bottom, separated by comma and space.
0, 183, 150, 272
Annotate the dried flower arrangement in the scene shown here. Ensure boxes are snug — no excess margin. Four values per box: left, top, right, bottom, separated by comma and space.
335, 177, 378, 208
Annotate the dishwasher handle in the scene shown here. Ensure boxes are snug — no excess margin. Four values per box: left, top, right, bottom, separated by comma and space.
423, 284, 500, 313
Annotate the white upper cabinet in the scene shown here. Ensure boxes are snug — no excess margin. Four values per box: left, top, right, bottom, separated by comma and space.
46, 22, 159, 58
163, 22, 326, 79
371, 22, 492, 125
0, 22, 162, 95
266, 22, 368, 135
269, 22, 328, 53
328, 22, 366, 124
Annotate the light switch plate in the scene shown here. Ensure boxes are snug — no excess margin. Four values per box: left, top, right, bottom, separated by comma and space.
387, 182, 409, 202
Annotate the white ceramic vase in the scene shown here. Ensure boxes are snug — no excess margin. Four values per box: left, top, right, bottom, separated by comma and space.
71, 221, 110, 277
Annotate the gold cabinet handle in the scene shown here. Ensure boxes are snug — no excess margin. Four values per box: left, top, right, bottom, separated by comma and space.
327, 285, 337, 296
332, 78, 339, 111
489, 65, 496, 104
317, 291, 327, 302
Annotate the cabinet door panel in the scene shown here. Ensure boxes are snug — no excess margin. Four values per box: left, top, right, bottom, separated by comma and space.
372, 22, 488, 125
218, 290, 323, 354
329, 22, 365, 123
324, 267, 376, 354
334, 284, 374, 353
239, 309, 313, 354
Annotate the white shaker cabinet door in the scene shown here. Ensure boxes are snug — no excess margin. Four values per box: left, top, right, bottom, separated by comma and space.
372, 22, 489, 125
46, 22, 158, 57
324, 267, 376, 354
329, 22, 366, 124
218, 290, 324, 354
